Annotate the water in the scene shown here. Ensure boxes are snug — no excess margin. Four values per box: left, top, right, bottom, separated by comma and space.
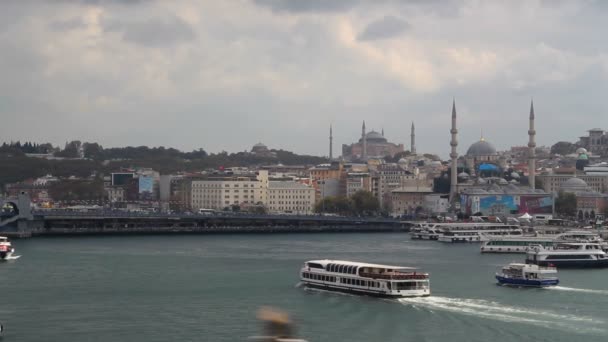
1, 233, 608, 342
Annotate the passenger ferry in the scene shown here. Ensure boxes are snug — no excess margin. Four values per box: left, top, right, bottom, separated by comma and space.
437, 225, 522, 243
0, 236, 18, 261
412, 223, 519, 242
299, 260, 430, 298
525, 243, 608, 268
480, 231, 607, 253
495, 263, 559, 287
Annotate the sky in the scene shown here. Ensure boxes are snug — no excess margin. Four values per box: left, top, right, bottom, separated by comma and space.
1, 0, 608, 159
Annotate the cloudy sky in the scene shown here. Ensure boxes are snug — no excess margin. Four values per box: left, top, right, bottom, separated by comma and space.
2, 0, 608, 158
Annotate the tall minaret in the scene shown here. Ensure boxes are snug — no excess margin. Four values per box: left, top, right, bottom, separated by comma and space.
329, 124, 333, 160
528, 100, 536, 189
362, 120, 367, 159
449, 100, 458, 203
411, 121, 416, 154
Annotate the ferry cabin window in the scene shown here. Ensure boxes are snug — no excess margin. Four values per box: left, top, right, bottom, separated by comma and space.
338, 265, 344, 273
545, 255, 593, 260
308, 263, 324, 269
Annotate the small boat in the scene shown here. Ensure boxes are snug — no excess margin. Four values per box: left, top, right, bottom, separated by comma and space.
495, 263, 559, 287
0, 236, 19, 261
300, 260, 430, 298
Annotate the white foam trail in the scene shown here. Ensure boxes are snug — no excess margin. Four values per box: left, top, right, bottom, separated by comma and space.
549, 286, 608, 295
398, 296, 605, 330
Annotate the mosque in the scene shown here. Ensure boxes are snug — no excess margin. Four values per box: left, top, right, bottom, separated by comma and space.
448, 100, 554, 216
341, 121, 407, 161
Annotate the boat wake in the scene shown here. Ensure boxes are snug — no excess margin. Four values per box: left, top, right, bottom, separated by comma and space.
398, 296, 605, 333
1, 255, 20, 261
548, 286, 608, 295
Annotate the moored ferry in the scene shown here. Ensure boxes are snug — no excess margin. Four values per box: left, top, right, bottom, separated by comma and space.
412, 222, 519, 242
525, 242, 608, 268
300, 260, 430, 298
480, 230, 607, 253
437, 225, 522, 243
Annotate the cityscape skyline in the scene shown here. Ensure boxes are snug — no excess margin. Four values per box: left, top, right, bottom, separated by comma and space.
2, 1, 608, 158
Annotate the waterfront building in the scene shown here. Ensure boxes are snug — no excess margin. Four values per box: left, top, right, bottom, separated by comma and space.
267, 181, 315, 215
342, 121, 405, 161
390, 186, 433, 216
346, 172, 371, 197
424, 194, 449, 214
537, 174, 608, 194
460, 184, 553, 216
577, 128, 608, 156
374, 164, 415, 209
190, 171, 268, 211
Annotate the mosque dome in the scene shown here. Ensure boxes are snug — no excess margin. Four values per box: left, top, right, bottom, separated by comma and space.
398, 158, 408, 164
251, 142, 269, 153
360, 131, 387, 144
576, 147, 588, 155
560, 177, 589, 193
466, 139, 497, 157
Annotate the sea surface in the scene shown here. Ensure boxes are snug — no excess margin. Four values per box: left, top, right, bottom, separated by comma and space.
1, 233, 608, 342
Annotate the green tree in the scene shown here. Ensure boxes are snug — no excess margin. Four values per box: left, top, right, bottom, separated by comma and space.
314, 196, 353, 215
350, 190, 379, 216
555, 191, 577, 218
550, 141, 577, 156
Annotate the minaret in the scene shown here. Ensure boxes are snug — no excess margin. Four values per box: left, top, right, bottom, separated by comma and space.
449, 100, 458, 203
362, 120, 367, 159
528, 100, 536, 189
411, 121, 416, 154
329, 124, 333, 160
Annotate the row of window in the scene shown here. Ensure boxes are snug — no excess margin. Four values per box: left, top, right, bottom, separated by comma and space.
326, 263, 357, 275
301, 272, 380, 288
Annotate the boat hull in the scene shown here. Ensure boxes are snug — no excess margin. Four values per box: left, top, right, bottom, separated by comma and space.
495, 275, 558, 287
525, 259, 608, 268
301, 281, 430, 298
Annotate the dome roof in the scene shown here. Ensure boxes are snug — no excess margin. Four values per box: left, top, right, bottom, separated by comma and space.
251, 142, 269, 153
398, 158, 408, 164
560, 177, 589, 193
360, 131, 387, 144
576, 147, 588, 154
466, 139, 497, 157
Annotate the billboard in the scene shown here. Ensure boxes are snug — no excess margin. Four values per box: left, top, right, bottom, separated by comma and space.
138, 176, 154, 194
519, 196, 552, 214
462, 194, 553, 215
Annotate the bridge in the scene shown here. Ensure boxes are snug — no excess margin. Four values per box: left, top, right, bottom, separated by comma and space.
0, 195, 407, 237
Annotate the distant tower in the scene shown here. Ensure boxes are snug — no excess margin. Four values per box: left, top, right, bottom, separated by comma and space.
411, 122, 416, 155
329, 124, 333, 160
449, 100, 458, 203
382, 128, 384, 136
362, 120, 367, 159
528, 100, 536, 189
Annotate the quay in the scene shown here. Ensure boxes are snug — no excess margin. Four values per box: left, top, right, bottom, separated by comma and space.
1, 195, 406, 238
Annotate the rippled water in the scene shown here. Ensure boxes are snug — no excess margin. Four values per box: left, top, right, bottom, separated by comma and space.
1, 233, 607, 341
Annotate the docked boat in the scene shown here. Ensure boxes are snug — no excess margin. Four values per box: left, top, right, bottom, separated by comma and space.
495, 263, 559, 287
480, 230, 607, 253
525, 242, 608, 268
0, 236, 19, 261
300, 260, 430, 298
437, 225, 522, 243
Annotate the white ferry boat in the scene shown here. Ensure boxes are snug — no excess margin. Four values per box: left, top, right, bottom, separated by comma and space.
300, 260, 430, 298
480, 231, 607, 253
525, 242, 608, 268
0, 236, 19, 261
437, 224, 521, 243
412, 223, 519, 242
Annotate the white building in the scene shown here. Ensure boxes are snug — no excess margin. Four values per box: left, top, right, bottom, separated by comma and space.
190, 171, 268, 210
267, 181, 316, 215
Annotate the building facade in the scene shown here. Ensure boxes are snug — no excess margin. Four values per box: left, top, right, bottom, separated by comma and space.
267, 181, 315, 214
390, 186, 433, 216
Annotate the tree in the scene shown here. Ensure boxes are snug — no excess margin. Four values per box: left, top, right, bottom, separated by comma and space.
555, 191, 577, 218
350, 190, 379, 216
314, 196, 353, 215
550, 141, 577, 156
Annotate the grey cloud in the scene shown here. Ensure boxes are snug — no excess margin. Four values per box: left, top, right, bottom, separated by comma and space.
358, 15, 410, 41
49, 17, 87, 31
103, 15, 195, 47
253, 0, 361, 13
